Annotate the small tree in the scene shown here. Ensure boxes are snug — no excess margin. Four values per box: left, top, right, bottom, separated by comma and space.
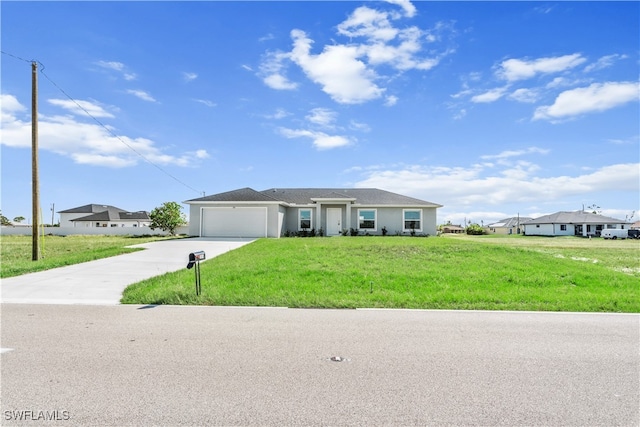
0, 211, 11, 226
466, 223, 484, 235
149, 202, 186, 236
13, 216, 26, 224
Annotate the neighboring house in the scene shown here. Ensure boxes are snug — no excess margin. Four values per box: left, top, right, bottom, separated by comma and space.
631, 221, 640, 230
440, 224, 465, 234
486, 217, 532, 235
184, 187, 442, 238
59, 204, 151, 228
522, 211, 630, 237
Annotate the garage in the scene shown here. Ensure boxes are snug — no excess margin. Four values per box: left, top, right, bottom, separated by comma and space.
200, 207, 267, 238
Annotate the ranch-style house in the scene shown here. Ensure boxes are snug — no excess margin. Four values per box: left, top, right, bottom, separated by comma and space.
58, 204, 151, 228
185, 187, 442, 238
522, 211, 630, 237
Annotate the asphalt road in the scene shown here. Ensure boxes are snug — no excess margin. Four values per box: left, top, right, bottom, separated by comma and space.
1, 304, 638, 426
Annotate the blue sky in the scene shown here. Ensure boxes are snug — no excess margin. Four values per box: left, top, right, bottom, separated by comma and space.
2, 1, 638, 226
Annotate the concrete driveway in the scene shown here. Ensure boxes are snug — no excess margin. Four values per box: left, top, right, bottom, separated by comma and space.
0, 238, 254, 305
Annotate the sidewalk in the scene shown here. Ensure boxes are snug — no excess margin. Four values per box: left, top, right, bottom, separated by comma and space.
0, 238, 254, 305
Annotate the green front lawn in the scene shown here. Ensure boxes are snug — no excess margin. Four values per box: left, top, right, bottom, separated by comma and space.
0, 234, 181, 278
121, 236, 640, 312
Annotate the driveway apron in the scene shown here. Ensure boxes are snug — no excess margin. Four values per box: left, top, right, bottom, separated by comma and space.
0, 238, 254, 305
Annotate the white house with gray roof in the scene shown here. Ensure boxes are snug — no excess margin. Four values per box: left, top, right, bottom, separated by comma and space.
486, 217, 532, 235
522, 211, 630, 237
184, 188, 442, 238
59, 204, 151, 228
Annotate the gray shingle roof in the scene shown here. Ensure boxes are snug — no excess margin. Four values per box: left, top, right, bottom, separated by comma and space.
264, 188, 441, 206
118, 211, 150, 220
58, 204, 125, 214
525, 211, 626, 225
487, 217, 533, 228
70, 209, 150, 222
186, 187, 281, 203
186, 187, 441, 207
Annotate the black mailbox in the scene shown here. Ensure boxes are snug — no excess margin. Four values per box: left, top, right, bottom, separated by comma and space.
187, 251, 206, 269
187, 251, 206, 296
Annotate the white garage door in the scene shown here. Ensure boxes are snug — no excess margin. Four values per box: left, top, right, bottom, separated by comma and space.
201, 207, 267, 238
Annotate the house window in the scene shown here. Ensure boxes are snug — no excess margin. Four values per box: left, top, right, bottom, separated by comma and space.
111, 224, 118, 228
536, 225, 540, 228
403, 210, 422, 231
560, 225, 567, 231
358, 209, 376, 230
299, 209, 312, 230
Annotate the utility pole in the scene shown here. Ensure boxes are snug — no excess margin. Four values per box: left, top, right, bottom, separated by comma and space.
32, 61, 40, 261
51, 203, 55, 226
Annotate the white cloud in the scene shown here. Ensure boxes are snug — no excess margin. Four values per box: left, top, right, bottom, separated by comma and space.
259, 51, 298, 90
278, 127, 352, 150
191, 149, 210, 159
385, 95, 399, 106
452, 108, 467, 120
48, 99, 115, 118
95, 60, 137, 81
182, 72, 198, 82
607, 135, 639, 145
264, 108, 289, 120
533, 81, 639, 121
508, 88, 540, 103
193, 99, 216, 107
534, 5, 555, 14
384, 0, 417, 18
95, 60, 124, 71
264, 73, 298, 90
258, 2, 452, 105
0, 94, 26, 114
259, 33, 275, 43
126, 89, 156, 102
71, 153, 136, 168
584, 54, 628, 73
290, 29, 384, 104
349, 120, 371, 132
1, 94, 205, 168
471, 87, 508, 103
497, 53, 586, 82
480, 147, 549, 161
305, 108, 337, 127
337, 6, 399, 42
351, 161, 639, 209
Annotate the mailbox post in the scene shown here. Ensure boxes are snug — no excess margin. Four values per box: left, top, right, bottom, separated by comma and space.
187, 251, 206, 296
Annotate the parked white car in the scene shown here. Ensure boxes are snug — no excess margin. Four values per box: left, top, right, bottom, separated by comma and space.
601, 229, 628, 240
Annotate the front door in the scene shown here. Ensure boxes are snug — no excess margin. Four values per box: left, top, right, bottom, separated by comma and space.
326, 208, 342, 236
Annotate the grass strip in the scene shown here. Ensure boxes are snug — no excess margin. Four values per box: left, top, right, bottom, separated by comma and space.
0, 234, 179, 278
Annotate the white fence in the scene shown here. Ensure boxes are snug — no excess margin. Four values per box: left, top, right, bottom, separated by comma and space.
1, 225, 190, 237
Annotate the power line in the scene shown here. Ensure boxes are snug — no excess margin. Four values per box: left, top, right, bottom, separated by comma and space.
1, 51, 205, 197
1, 50, 34, 63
